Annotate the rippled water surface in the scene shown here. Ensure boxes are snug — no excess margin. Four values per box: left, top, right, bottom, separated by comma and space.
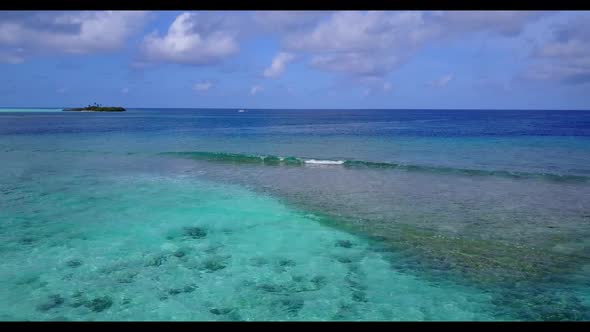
1, 108, 589, 320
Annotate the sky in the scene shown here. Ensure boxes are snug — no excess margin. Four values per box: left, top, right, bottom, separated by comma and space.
1, 10, 589, 109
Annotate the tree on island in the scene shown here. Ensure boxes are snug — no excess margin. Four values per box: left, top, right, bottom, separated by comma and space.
63, 103, 125, 112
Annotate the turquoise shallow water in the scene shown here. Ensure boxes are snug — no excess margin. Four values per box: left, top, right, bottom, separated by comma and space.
0, 164, 496, 321
0, 108, 61, 113
1, 108, 590, 320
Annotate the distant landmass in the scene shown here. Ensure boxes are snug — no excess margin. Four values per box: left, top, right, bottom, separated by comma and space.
63, 104, 126, 112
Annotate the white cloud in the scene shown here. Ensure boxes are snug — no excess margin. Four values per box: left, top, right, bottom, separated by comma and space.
0, 11, 148, 62
429, 11, 546, 37
0, 10, 558, 93
263, 52, 296, 78
250, 85, 263, 95
282, 11, 439, 79
536, 40, 588, 58
311, 53, 400, 77
121, 87, 129, 94
285, 11, 436, 53
524, 59, 590, 84
0, 51, 24, 64
193, 81, 213, 92
430, 74, 454, 87
278, 10, 546, 82
253, 11, 328, 32
526, 14, 590, 84
139, 12, 239, 66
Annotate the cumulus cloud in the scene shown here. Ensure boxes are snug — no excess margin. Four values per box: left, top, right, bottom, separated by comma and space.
280, 11, 439, 82
311, 53, 401, 77
139, 12, 239, 66
0, 10, 561, 93
263, 52, 295, 78
284, 11, 437, 53
193, 81, 213, 92
0, 51, 25, 64
430, 74, 454, 87
253, 11, 328, 32
250, 85, 263, 95
525, 14, 590, 84
525, 60, 590, 84
0, 11, 148, 63
277, 11, 547, 83
428, 11, 546, 37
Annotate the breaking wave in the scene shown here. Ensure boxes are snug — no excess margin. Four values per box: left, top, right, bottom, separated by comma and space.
161, 151, 590, 183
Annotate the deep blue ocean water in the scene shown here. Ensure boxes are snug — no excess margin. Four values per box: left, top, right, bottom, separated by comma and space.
1, 108, 590, 321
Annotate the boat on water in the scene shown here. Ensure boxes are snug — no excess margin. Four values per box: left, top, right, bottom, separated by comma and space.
238, 109, 246, 113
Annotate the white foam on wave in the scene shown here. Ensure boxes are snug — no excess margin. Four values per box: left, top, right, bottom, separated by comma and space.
304, 159, 345, 165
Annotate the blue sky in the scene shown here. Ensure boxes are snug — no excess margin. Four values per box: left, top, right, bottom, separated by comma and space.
1, 10, 589, 109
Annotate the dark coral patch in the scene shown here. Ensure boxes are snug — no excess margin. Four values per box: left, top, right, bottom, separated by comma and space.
311, 275, 328, 289
36, 294, 65, 312
277, 297, 305, 315
183, 285, 197, 293
352, 290, 368, 303
257, 283, 284, 293
336, 240, 354, 248
250, 257, 268, 267
210, 308, 233, 315
84, 296, 113, 312
336, 256, 353, 264
66, 259, 82, 268
168, 288, 183, 296
116, 271, 139, 284
145, 254, 168, 267
20, 237, 35, 245
168, 284, 197, 295
278, 259, 297, 267
183, 226, 207, 239
291, 275, 305, 283
202, 257, 228, 272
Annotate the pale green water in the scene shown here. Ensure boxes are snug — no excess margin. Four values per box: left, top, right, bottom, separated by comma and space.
0, 170, 496, 321
2, 108, 590, 321
0, 108, 62, 113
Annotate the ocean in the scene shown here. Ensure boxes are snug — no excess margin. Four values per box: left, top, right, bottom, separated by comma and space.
1, 108, 589, 321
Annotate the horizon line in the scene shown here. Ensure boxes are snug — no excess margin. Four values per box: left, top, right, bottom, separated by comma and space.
2, 106, 590, 111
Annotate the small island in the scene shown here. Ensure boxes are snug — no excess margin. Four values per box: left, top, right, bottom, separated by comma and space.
63, 103, 126, 112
